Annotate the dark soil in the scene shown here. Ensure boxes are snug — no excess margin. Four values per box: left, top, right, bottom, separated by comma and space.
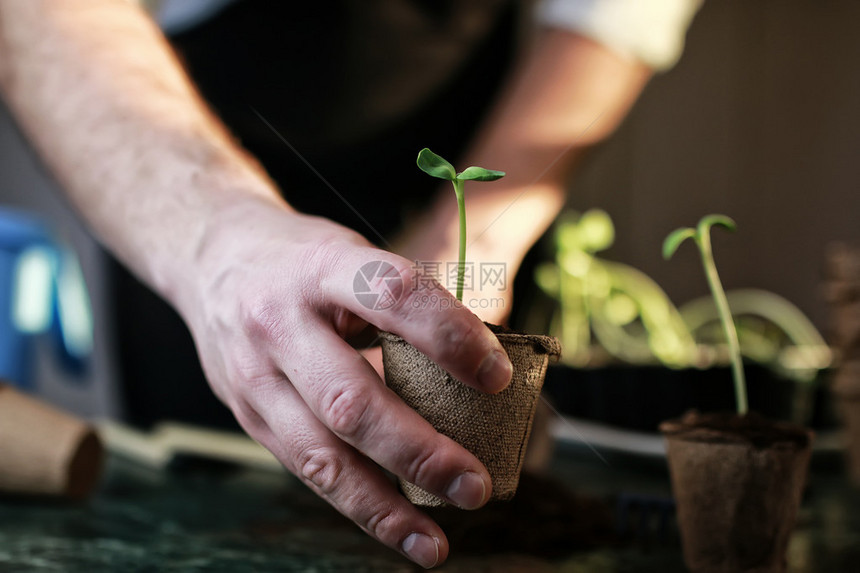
427, 472, 615, 558
660, 410, 811, 449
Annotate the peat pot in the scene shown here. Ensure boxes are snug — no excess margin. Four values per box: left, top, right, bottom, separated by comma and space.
660, 411, 813, 573
380, 328, 561, 506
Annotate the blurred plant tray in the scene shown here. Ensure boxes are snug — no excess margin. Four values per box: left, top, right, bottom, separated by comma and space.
549, 413, 843, 461
542, 362, 835, 434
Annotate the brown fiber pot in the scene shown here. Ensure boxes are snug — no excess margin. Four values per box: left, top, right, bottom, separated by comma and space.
832, 360, 860, 485
660, 411, 813, 573
380, 328, 561, 506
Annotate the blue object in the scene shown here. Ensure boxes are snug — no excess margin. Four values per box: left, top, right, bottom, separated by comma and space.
0, 207, 93, 388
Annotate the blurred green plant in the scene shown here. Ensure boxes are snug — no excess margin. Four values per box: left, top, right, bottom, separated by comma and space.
535, 209, 696, 368
535, 210, 832, 385
679, 289, 830, 384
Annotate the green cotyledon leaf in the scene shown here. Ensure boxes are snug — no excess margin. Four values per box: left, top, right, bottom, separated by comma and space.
662, 227, 697, 260
456, 166, 506, 182
698, 214, 737, 238
416, 148, 457, 181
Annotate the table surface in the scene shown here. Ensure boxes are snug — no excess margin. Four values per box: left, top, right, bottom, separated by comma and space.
1, 444, 859, 572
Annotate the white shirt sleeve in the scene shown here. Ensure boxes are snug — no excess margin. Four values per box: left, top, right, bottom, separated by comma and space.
535, 0, 704, 70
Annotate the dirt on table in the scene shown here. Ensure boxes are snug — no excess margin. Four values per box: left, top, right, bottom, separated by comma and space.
427, 472, 616, 558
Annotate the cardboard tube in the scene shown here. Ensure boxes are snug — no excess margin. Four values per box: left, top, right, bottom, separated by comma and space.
0, 383, 103, 499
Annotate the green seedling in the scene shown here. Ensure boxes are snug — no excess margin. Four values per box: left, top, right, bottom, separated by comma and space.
663, 215, 748, 415
416, 148, 505, 301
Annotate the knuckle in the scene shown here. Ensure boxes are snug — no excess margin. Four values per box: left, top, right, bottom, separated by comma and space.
302, 233, 364, 307
404, 445, 440, 487
237, 295, 306, 362
433, 316, 477, 357
224, 350, 278, 389
239, 293, 288, 343
385, 259, 415, 303
321, 385, 374, 440
298, 236, 341, 283
296, 445, 344, 497
363, 504, 400, 542
232, 399, 266, 433
370, 258, 409, 291
361, 257, 414, 318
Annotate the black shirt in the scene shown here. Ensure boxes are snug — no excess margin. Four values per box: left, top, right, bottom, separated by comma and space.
115, 0, 520, 428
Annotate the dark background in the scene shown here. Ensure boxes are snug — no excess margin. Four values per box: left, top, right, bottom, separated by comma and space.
0, 0, 857, 417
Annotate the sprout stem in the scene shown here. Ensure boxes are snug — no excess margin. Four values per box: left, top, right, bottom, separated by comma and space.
454, 179, 466, 302
698, 229, 748, 414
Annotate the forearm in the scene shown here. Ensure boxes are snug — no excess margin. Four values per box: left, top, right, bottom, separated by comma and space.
400, 29, 651, 287
0, 0, 284, 308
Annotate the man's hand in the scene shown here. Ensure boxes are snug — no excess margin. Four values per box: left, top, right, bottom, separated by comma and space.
178, 197, 512, 567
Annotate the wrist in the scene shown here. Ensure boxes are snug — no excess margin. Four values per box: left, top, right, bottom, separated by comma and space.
152, 155, 291, 315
